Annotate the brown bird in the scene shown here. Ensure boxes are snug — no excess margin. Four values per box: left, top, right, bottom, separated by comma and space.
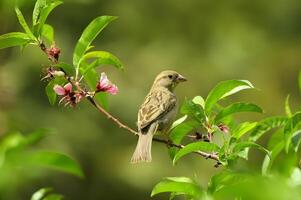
131, 70, 187, 163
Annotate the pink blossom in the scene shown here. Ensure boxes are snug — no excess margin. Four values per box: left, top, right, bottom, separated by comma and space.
96, 72, 118, 95
53, 83, 72, 96
53, 83, 82, 107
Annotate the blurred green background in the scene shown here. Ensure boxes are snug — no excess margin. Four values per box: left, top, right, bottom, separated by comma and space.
0, 0, 301, 199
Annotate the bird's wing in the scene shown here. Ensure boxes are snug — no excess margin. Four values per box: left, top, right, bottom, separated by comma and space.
138, 89, 176, 131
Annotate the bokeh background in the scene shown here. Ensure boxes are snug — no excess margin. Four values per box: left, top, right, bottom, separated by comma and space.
0, 0, 301, 199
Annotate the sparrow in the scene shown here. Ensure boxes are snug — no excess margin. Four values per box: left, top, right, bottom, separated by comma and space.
131, 70, 187, 163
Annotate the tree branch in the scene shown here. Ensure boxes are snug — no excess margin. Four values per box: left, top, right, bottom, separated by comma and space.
39, 41, 220, 164
86, 96, 220, 163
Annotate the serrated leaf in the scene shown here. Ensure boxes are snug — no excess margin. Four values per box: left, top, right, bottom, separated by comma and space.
231, 122, 258, 139
28, 151, 84, 178
31, 187, 52, 200
79, 51, 123, 74
151, 177, 203, 198
73, 16, 117, 70
173, 141, 220, 164
232, 142, 269, 158
0, 32, 31, 49
205, 80, 254, 115
215, 102, 263, 122
41, 24, 54, 43
249, 116, 288, 142
15, 7, 36, 40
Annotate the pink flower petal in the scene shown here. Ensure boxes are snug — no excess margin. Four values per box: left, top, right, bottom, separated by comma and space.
99, 72, 110, 88
63, 83, 72, 93
107, 84, 118, 95
53, 85, 66, 95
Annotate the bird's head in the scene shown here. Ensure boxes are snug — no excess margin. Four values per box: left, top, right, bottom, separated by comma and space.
152, 70, 187, 90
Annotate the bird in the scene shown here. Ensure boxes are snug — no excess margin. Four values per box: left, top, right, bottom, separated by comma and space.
131, 70, 187, 163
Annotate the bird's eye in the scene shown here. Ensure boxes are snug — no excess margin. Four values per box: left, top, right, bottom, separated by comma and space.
168, 75, 173, 79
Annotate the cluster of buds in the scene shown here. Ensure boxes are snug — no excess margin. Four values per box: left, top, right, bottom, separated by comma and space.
53, 83, 84, 107
41, 66, 65, 81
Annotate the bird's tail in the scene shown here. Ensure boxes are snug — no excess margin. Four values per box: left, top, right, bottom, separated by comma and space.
131, 133, 153, 163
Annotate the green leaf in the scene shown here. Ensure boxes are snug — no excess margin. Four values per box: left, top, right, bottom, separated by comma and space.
232, 141, 269, 157
37, 1, 63, 35
32, 0, 47, 25
180, 99, 205, 122
261, 142, 284, 175
45, 80, 57, 105
31, 187, 63, 200
285, 95, 292, 117
215, 102, 263, 122
205, 80, 254, 115
0, 132, 25, 166
173, 141, 220, 164
41, 24, 54, 43
231, 122, 258, 139
28, 151, 84, 178
151, 177, 203, 198
45, 77, 65, 105
208, 171, 247, 194
43, 194, 63, 200
192, 96, 205, 109
170, 115, 187, 130
249, 116, 288, 142
284, 112, 301, 152
289, 130, 301, 152
169, 120, 199, 159
24, 128, 52, 146
31, 187, 52, 200
0, 32, 31, 49
15, 7, 36, 40
73, 16, 118, 70
170, 120, 199, 144
79, 51, 123, 74
55, 62, 74, 76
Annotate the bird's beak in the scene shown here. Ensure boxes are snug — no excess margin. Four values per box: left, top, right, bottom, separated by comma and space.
176, 74, 187, 82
